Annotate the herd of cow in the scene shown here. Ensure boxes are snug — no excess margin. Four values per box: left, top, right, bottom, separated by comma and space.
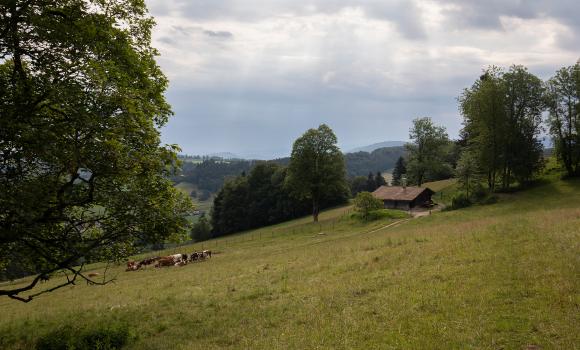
126, 251, 212, 271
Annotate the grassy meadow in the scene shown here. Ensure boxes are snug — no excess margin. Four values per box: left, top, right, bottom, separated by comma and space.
0, 176, 579, 349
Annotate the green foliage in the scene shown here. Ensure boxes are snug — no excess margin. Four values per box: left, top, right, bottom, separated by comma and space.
286, 124, 349, 222
36, 321, 133, 350
482, 195, 498, 205
455, 151, 483, 197
450, 193, 472, 210
349, 176, 368, 196
211, 162, 346, 236
344, 146, 406, 177
471, 184, 488, 202
176, 159, 253, 193
391, 156, 407, 186
459, 65, 545, 191
406, 117, 452, 186
545, 61, 580, 177
374, 172, 387, 188
353, 192, 384, 221
191, 215, 212, 242
0, 0, 193, 300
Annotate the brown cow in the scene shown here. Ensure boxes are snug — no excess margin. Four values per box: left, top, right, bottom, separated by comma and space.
126, 261, 140, 271
139, 257, 160, 267
155, 258, 175, 268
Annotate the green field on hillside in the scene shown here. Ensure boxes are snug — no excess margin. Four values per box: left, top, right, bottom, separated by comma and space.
1, 174, 578, 349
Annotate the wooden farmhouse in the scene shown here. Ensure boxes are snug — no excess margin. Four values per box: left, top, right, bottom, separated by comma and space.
372, 186, 435, 210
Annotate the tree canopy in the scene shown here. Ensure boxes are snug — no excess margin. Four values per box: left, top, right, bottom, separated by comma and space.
286, 124, 349, 222
546, 61, 580, 177
459, 66, 545, 190
391, 156, 406, 186
0, 0, 192, 302
353, 192, 383, 221
406, 117, 451, 187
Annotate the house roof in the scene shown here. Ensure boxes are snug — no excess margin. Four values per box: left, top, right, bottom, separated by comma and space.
372, 186, 434, 201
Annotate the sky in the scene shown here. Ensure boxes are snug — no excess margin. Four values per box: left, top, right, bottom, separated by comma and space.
146, 0, 579, 159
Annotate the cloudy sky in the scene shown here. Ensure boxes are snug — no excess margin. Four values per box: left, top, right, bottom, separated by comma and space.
146, 0, 579, 159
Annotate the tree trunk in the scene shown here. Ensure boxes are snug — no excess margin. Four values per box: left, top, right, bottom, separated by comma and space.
312, 199, 319, 222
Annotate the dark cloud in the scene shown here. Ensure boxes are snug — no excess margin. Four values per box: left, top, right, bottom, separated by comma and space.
427, 0, 580, 51
150, 0, 427, 40
434, 0, 580, 32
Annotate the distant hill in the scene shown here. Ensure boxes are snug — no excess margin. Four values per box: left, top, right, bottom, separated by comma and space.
175, 145, 406, 196
344, 146, 406, 177
272, 146, 406, 177
347, 141, 406, 154
206, 152, 242, 159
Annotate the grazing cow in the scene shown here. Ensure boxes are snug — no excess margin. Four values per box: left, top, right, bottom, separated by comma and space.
139, 257, 160, 267
189, 252, 199, 262
202, 250, 212, 259
126, 261, 140, 271
155, 258, 175, 268
169, 253, 187, 263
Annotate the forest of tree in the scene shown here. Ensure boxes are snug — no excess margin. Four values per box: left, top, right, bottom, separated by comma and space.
210, 162, 348, 236
174, 159, 255, 193
210, 125, 349, 235
343, 147, 406, 177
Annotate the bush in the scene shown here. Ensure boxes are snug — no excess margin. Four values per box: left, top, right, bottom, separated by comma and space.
471, 185, 487, 202
353, 192, 384, 221
36, 321, 134, 350
482, 195, 498, 205
451, 193, 472, 210
191, 215, 212, 242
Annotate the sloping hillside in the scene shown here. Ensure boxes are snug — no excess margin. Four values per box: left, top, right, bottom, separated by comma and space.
1, 176, 578, 349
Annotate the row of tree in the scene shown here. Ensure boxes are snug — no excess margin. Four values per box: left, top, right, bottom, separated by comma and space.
349, 172, 387, 195
456, 62, 580, 194
402, 62, 579, 195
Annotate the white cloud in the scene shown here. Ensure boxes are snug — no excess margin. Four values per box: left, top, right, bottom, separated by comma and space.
146, 0, 579, 158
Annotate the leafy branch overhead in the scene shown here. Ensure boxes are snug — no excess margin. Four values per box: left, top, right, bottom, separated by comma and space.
0, 0, 193, 302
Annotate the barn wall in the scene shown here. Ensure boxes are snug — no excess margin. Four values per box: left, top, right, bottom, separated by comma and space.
383, 200, 410, 210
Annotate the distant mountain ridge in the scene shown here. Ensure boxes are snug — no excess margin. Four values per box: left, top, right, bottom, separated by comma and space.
347, 141, 406, 153
206, 152, 241, 159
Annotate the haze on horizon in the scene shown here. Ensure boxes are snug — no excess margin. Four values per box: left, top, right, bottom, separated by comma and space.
147, 0, 579, 159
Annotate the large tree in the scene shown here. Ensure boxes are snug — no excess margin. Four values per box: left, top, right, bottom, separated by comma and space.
459, 66, 545, 189
406, 117, 450, 187
546, 61, 580, 177
501, 65, 544, 185
286, 124, 348, 222
0, 0, 192, 302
